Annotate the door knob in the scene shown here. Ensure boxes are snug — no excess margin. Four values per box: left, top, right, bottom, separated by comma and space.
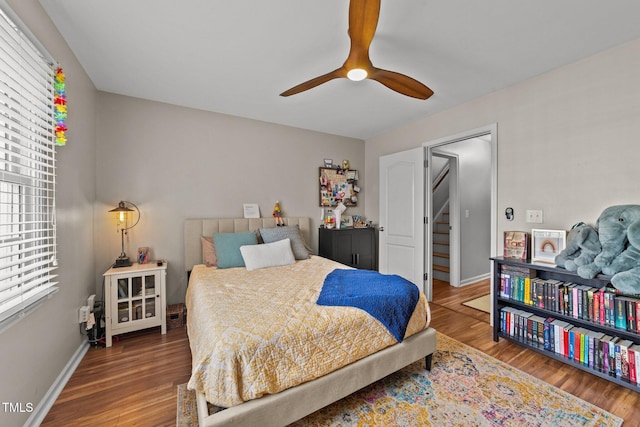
379, 227, 384, 232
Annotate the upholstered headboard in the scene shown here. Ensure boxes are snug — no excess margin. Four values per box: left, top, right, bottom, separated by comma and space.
184, 217, 311, 272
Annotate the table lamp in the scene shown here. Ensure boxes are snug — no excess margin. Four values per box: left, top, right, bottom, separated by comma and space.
109, 200, 140, 267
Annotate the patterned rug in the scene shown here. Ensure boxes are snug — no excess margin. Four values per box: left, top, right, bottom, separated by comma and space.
177, 333, 623, 426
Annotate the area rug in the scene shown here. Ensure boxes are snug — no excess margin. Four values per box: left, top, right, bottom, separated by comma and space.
177, 333, 623, 427
462, 294, 491, 313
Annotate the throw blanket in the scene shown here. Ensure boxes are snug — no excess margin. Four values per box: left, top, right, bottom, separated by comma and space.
317, 269, 419, 342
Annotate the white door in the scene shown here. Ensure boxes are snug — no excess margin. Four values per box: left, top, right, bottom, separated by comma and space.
379, 147, 427, 298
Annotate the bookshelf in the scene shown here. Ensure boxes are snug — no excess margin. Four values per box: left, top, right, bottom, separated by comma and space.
491, 256, 640, 392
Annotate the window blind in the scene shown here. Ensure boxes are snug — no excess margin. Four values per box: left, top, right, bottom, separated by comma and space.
0, 5, 58, 329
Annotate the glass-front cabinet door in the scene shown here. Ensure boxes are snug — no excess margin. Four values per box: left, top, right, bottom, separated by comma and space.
113, 272, 161, 325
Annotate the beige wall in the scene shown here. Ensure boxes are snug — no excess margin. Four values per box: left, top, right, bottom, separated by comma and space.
94, 93, 365, 304
365, 37, 640, 252
0, 1, 97, 426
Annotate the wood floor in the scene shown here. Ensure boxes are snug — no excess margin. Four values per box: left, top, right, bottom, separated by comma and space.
41, 279, 640, 426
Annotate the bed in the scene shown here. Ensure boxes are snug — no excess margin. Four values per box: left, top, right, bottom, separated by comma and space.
184, 217, 437, 427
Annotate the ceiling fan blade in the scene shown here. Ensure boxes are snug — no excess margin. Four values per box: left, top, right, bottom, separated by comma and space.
280, 68, 345, 97
369, 68, 434, 100
346, 0, 381, 68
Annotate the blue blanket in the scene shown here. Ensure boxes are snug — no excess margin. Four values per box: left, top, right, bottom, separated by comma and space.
317, 269, 419, 342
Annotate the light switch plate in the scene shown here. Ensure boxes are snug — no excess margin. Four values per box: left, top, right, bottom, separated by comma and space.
526, 209, 543, 223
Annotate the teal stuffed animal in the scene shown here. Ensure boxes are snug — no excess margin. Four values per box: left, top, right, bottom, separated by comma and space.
610, 220, 640, 294
576, 205, 640, 294
555, 222, 601, 272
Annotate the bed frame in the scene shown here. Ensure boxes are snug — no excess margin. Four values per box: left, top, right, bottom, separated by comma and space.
184, 217, 437, 427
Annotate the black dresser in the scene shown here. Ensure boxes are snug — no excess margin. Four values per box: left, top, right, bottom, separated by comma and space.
318, 227, 377, 270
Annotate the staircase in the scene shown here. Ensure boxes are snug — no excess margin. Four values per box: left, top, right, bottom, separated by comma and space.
432, 211, 450, 282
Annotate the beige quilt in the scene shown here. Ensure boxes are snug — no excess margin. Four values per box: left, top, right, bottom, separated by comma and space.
186, 255, 430, 407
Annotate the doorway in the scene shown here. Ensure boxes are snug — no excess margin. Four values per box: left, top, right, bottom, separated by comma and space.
424, 125, 497, 301
378, 124, 497, 306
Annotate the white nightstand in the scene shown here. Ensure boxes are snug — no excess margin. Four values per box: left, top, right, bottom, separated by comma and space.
103, 262, 167, 347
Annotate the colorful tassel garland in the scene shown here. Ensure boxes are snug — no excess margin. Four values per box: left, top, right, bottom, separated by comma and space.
54, 67, 67, 146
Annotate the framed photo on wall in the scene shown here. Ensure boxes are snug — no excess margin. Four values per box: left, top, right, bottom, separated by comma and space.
531, 229, 566, 264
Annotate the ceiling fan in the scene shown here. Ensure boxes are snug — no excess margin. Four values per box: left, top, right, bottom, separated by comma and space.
280, 0, 433, 100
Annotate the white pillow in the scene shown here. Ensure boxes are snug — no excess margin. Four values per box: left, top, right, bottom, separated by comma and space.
240, 238, 296, 271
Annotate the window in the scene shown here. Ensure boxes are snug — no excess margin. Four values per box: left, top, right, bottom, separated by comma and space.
0, 4, 58, 330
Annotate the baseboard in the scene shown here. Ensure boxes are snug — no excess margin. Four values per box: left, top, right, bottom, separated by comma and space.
24, 340, 89, 427
459, 272, 490, 287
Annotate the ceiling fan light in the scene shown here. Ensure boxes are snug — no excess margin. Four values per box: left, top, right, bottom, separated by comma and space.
347, 68, 367, 81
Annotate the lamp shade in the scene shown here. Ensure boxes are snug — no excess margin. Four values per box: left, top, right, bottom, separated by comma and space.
109, 201, 134, 214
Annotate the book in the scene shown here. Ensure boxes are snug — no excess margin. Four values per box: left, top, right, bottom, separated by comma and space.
608, 337, 621, 377
587, 287, 595, 321
500, 307, 515, 337
531, 278, 545, 308
617, 339, 634, 380
572, 285, 580, 319
598, 334, 614, 373
633, 344, 640, 385
552, 320, 571, 355
543, 317, 556, 351
570, 327, 588, 364
629, 344, 640, 385
585, 330, 604, 369
500, 265, 537, 301
604, 291, 616, 327
564, 282, 576, 316
602, 336, 611, 375
618, 296, 640, 333
615, 297, 628, 330
518, 311, 534, 341
598, 288, 606, 326
529, 315, 546, 348
593, 290, 600, 324
545, 279, 563, 312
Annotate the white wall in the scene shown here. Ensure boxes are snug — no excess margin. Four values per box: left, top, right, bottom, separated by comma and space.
365, 38, 640, 253
94, 93, 365, 304
0, 1, 97, 426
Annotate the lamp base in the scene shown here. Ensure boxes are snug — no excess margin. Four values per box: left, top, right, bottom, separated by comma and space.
113, 256, 132, 268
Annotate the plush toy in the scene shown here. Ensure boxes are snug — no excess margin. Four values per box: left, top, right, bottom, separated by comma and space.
555, 222, 601, 272
577, 205, 640, 285
610, 220, 640, 294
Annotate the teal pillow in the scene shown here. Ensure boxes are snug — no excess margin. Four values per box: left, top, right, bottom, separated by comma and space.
213, 231, 258, 269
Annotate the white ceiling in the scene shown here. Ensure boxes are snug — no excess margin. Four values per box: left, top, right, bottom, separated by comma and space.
39, 0, 640, 140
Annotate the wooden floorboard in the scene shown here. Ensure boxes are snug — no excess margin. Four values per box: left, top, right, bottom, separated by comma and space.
41, 280, 640, 426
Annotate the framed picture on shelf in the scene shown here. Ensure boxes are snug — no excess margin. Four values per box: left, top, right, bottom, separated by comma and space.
243, 203, 260, 218
531, 229, 566, 264
341, 215, 353, 228
503, 231, 529, 260
137, 247, 150, 264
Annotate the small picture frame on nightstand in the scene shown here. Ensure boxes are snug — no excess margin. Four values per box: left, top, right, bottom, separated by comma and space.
137, 247, 150, 264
